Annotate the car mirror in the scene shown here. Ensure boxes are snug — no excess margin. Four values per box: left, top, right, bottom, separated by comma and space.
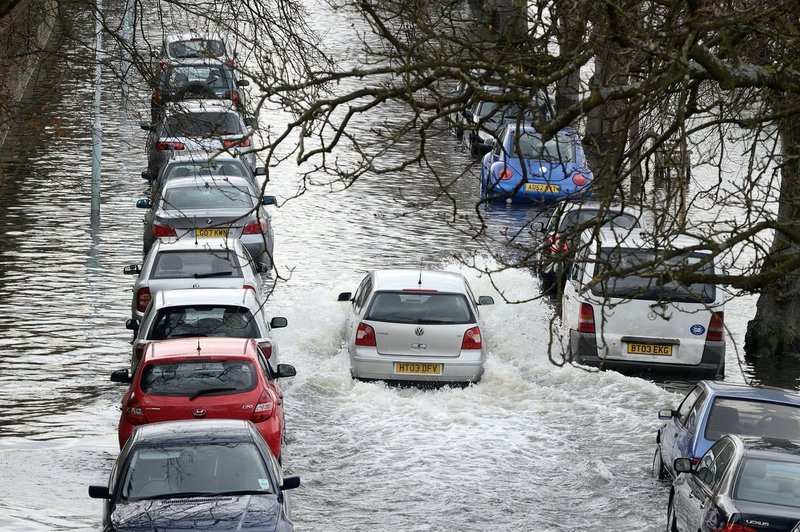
483, 137, 495, 147
337, 291, 352, 302
280, 475, 301, 491
262, 196, 276, 206
256, 262, 270, 273
110, 369, 132, 384
477, 296, 494, 306
674, 458, 693, 474
530, 221, 545, 233
125, 319, 140, 331
277, 364, 296, 378
136, 199, 152, 209
88, 485, 111, 499
254, 166, 266, 176
236, 79, 250, 87
270, 317, 288, 329
123, 264, 140, 275
141, 169, 154, 180
140, 122, 153, 131
658, 409, 675, 420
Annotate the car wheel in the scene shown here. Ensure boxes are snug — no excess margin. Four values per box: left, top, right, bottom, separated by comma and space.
666, 495, 678, 532
652, 448, 667, 480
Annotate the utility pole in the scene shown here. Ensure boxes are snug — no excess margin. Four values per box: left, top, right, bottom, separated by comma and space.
91, 0, 103, 217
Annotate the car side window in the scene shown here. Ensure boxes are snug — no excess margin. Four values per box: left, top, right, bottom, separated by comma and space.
696, 439, 732, 487
354, 275, 373, 313
256, 348, 274, 380
676, 386, 704, 427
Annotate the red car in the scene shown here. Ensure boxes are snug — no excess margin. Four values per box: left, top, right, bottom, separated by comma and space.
111, 338, 296, 460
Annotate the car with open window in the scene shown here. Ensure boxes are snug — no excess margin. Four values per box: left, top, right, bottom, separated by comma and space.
667, 434, 800, 531
562, 228, 726, 376
653, 380, 800, 482
89, 419, 299, 532
110, 338, 296, 459
127, 288, 287, 375
480, 124, 593, 203
337, 269, 494, 384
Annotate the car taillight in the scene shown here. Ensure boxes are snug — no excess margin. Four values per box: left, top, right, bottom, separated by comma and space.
155, 141, 185, 151
152, 223, 176, 237
244, 284, 257, 292
227, 90, 241, 106
461, 326, 482, 349
223, 138, 251, 149
242, 221, 266, 234
578, 303, 595, 333
546, 233, 568, 253
713, 524, 756, 532
690, 457, 701, 467
158, 59, 168, 70
134, 344, 145, 362
258, 340, 273, 359
707, 312, 724, 342
135, 287, 151, 313
251, 389, 275, 423
572, 173, 587, 186
498, 168, 513, 180
124, 396, 147, 426
355, 322, 376, 346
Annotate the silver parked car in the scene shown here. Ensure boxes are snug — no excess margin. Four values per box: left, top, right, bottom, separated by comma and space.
143, 99, 256, 176
123, 238, 267, 321
136, 175, 275, 267
127, 288, 287, 374
141, 153, 262, 192
337, 269, 494, 384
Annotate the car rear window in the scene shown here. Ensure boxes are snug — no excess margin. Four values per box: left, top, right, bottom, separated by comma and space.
140, 359, 257, 396
162, 161, 248, 180
590, 248, 716, 303
121, 442, 271, 501
735, 458, 800, 508
704, 398, 800, 441
165, 112, 242, 137
559, 211, 639, 232
148, 305, 259, 340
366, 291, 474, 324
512, 131, 575, 162
162, 184, 254, 210
168, 39, 226, 59
151, 251, 243, 280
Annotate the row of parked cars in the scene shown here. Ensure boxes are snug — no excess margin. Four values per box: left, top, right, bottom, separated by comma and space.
88, 32, 301, 531
451, 77, 800, 529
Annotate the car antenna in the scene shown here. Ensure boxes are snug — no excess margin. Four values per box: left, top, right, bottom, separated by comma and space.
418, 269, 422, 287
197, 339, 201, 355
194, 215, 199, 245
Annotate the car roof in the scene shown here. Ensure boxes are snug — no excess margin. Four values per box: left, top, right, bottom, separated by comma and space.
556, 201, 643, 216
588, 227, 708, 250
371, 269, 467, 293
132, 419, 255, 446
150, 237, 246, 253
143, 337, 255, 361
152, 287, 258, 308
165, 153, 245, 165
164, 32, 226, 45
700, 379, 800, 405
508, 124, 578, 138
733, 435, 800, 460
164, 58, 234, 69
161, 175, 255, 190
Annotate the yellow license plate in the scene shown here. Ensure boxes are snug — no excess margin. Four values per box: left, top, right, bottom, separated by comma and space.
394, 362, 442, 375
525, 184, 560, 192
194, 228, 229, 238
627, 343, 673, 356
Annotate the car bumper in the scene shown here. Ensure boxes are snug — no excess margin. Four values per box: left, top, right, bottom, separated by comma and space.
569, 329, 725, 376
351, 349, 485, 383
487, 183, 592, 203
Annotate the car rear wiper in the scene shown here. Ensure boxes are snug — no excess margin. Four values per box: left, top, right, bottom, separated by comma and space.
193, 271, 234, 278
189, 387, 238, 400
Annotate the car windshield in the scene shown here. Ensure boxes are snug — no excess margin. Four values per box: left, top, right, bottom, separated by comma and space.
141, 359, 257, 396
162, 183, 254, 210
120, 442, 271, 501
150, 251, 243, 279
366, 291, 474, 324
165, 112, 242, 137
704, 398, 800, 440
148, 305, 260, 340
168, 39, 226, 59
735, 457, 800, 508
558, 211, 639, 232
590, 248, 716, 303
511, 131, 575, 161
162, 161, 248, 180
164, 65, 234, 92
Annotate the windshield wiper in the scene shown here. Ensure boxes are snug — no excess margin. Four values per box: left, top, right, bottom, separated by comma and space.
205, 489, 271, 497
137, 491, 215, 500
193, 271, 234, 278
189, 387, 237, 400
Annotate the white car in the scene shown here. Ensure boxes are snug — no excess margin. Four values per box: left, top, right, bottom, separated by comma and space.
561, 228, 726, 376
123, 238, 267, 321
337, 270, 494, 384
127, 288, 287, 374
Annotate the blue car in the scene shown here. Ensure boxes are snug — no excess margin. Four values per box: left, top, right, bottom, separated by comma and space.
653, 380, 800, 481
479, 124, 593, 203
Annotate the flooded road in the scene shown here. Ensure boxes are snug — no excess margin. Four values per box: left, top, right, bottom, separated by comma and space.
0, 1, 771, 530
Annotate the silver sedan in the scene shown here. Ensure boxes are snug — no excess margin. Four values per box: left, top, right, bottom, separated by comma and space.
337, 269, 494, 384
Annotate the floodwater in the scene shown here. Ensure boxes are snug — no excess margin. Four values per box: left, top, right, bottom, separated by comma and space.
0, 1, 775, 531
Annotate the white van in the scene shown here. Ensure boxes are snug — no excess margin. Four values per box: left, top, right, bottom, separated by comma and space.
561, 228, 725, 377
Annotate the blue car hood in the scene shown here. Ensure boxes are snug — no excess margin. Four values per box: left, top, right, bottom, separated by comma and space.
112, 495, 284, 531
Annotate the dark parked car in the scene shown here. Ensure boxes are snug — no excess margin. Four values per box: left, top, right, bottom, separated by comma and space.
88, 419, 300, 532
668, 435, 800, 531
654, 380, 800, 481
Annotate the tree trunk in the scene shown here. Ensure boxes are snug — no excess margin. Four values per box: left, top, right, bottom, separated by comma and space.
745, 109, 800, 357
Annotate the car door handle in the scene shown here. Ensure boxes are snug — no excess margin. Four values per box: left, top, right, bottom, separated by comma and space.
688, 492, 695, 499
699, 501, 706, 509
